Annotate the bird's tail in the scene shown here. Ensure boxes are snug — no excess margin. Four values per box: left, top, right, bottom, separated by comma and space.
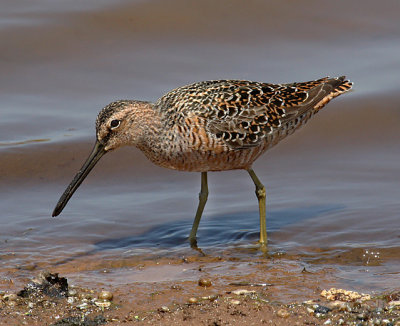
314, 76, 353, 111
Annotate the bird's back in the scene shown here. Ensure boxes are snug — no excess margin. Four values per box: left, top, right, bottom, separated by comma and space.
149, 77, 352, 172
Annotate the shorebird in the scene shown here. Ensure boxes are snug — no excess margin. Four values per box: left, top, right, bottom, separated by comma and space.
52, 76, 352, 248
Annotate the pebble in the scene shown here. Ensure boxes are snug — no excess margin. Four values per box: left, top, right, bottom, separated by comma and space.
68, 289, 77, 297
98, 290, 113, 301
77, 302, 89, 310
314, 304, 332, 314
201, 294, 219, 301
67, 297, 75, 304
4, 293, 18, 301
188, 297, 198, 304
198, 278, 212, 287
94, 300, 111, 308
159, 306, 170, 312
321, 288, 371, 302
388, 300, 400, 307
323, 319, 332, 325
230, 300, 240, 305
306, 307, 314, 315
231, 289, 256, 296
276, 308, 290, 318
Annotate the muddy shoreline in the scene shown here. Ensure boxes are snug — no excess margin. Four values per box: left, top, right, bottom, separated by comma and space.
1, 277, 399, 325
1, 253, 399, 325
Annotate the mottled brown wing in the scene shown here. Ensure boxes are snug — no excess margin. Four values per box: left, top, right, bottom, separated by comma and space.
156, 77, 352, 149
206, 77, 352, 148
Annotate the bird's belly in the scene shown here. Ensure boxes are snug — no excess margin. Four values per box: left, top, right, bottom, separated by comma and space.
144, 145, 268, 172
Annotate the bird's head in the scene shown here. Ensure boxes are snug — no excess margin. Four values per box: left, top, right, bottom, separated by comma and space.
52, 100, 153, 217
95, 100, 152, 151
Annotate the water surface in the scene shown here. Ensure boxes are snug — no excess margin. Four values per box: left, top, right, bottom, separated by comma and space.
1, 0, 399, 295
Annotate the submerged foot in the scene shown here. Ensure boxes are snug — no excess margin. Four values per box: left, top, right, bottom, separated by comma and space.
259, 241, 268, 254
189, 237, 206, 256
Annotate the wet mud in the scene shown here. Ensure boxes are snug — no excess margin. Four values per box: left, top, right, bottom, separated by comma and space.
1, 0, 400, 324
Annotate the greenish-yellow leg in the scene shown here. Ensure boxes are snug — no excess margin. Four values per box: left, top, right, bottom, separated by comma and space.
247, 168, 267, 246
189, 172, 208, 248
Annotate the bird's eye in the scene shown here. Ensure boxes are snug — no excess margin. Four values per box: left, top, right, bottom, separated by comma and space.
110, 119, 120, 129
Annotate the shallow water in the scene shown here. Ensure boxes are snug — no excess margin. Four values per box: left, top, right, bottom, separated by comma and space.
1, 0, 399, 295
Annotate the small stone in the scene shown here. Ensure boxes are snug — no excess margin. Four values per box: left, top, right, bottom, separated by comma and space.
159, 306, 170, 312
388, 300, 400, 307
77, 302, 89, 310
98, 290, 113, 301
198, 278, 212, 287
321, 288, 371, 302
202, 294, 219, 301
68, 289, 77, 296
306, 307, 314, 314
95, 300, 111, 308
231, 289, 256, 295
67, 297, 75, 304
276, 308, 290, 318
27, 302, 34, 309
4, 293, 18, 301
324, 320, 332, 325
230, 300, 240, 305
188, 297, 198, 304
314, 305, 332, 314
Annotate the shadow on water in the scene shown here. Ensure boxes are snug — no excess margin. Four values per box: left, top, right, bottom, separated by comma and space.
95, 204, 343, 251
51, 204, 344, 266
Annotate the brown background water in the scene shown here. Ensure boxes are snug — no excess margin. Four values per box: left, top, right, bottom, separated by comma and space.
1, 0, 399, 294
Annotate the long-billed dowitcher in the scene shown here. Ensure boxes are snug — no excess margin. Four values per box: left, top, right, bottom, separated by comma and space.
52, 76, 352, 248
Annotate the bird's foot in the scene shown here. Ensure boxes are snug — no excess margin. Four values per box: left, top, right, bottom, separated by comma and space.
189, 237, 206, 256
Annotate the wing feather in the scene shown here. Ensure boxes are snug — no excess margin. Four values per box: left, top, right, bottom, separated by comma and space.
156, 77, 352, 149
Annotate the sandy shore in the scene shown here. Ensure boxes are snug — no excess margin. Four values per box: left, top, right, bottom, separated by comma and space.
1, 254, 399, 325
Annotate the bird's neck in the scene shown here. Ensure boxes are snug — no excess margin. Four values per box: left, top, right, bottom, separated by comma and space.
134, 103, 163, 152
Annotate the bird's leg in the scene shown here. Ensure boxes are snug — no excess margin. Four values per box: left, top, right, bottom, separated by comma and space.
189, 172, 208, 248
247, 168, 267, 247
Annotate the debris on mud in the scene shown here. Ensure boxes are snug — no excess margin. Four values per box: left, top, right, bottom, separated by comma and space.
50, 315, 106, 326
0, 271, 399, 325
18, 271, 68, 298
321, 287, 371, 302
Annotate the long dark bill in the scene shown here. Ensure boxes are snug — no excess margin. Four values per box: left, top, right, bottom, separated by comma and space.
52, 141, 107, 217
